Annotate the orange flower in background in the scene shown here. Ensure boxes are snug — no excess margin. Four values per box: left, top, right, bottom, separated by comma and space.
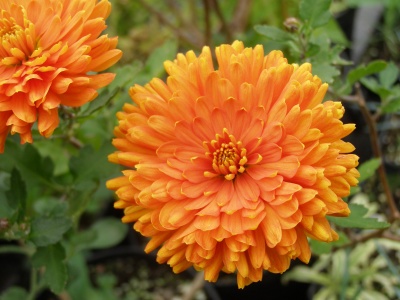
107, 41, 359, 288
0, 0, 122, 152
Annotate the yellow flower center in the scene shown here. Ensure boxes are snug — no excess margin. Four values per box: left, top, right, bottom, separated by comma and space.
0, 17, 16, 37
205, 129, 248, 180
0, 8, 33, 65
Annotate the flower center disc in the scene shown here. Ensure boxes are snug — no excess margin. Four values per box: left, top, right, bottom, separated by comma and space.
0, 16, 15, 36
206, 130, 248, 180
0, 8, 32, 65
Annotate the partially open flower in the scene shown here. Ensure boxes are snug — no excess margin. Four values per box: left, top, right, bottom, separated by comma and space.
107, 41, 359, 288
0, 0, 122, 152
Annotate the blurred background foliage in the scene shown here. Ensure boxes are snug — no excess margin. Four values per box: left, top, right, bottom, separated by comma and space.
1, 0, 400, 299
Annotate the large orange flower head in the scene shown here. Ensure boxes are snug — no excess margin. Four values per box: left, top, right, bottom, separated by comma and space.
0, 0, 122, 152
107, 41, 359, 288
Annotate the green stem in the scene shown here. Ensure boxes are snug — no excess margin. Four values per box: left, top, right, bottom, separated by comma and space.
0, 245, 33, 255
71, 182, 100, 224
212, 0, 233, 42
27, 268, 38, 300
339, 247, 351, 300
354, 84, 400, 222
298, 23, 310, 62
330, 85, 400, 222
27, 268, 45, 300
203, 0, 212, 46
0, 245, 46, 300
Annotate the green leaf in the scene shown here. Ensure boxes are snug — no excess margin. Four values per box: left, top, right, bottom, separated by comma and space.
381, 97, 400, 113
67, 253, 114, 300
357, 158, 381, 183
306, 34, 345, 83
66, 253, 92, 300
20, 144, 54, 181
34, 140, 70, 176
69, 143, 119, 184
313, 288, 336, 300
107, 61, 143, 93
0, 194, 12, 219
359, 290, 394, 300
81, 217, 128, 250
30, 203, 73, 246
33, 196, 70, 217
328, 204, 390, 229
306, 42, 320, 57
5, 169, 26, 210
282, 266, 331, 286
66, 142, 120, 217
349, 186, 361, 196
30, 217, 72, 246
79, 62, 142, 117
67, 180, 98, 218
347, 60, 387, 85
379, 61, 399, 89
82, 87, 119, 117
254, 25, 294, 42
95, 274, 118, 299
310, 231, 349, 255
32, 243, 67, 294
330, 249, 346, 286
0, 287, 28, 300
360, 77, 391, 99
345, 0, 385, 5
299, 0, 332, 28
68, 229, 97, 253
144, 39, 178, 77
311, 62, 340, 84
4, 169, 26, 221
349, 239, 376, 267
75, 116, 114, 150
375, 241, 400, 278
0, 172, 9, 190
0, 141, 60, 193
319, 19, 350, 47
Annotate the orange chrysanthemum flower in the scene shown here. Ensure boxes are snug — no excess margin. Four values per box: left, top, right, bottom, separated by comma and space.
107, 41, 359, 288
0, 0, 122, 152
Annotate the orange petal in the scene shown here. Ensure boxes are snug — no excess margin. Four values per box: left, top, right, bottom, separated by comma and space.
12, 93, 36, 123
